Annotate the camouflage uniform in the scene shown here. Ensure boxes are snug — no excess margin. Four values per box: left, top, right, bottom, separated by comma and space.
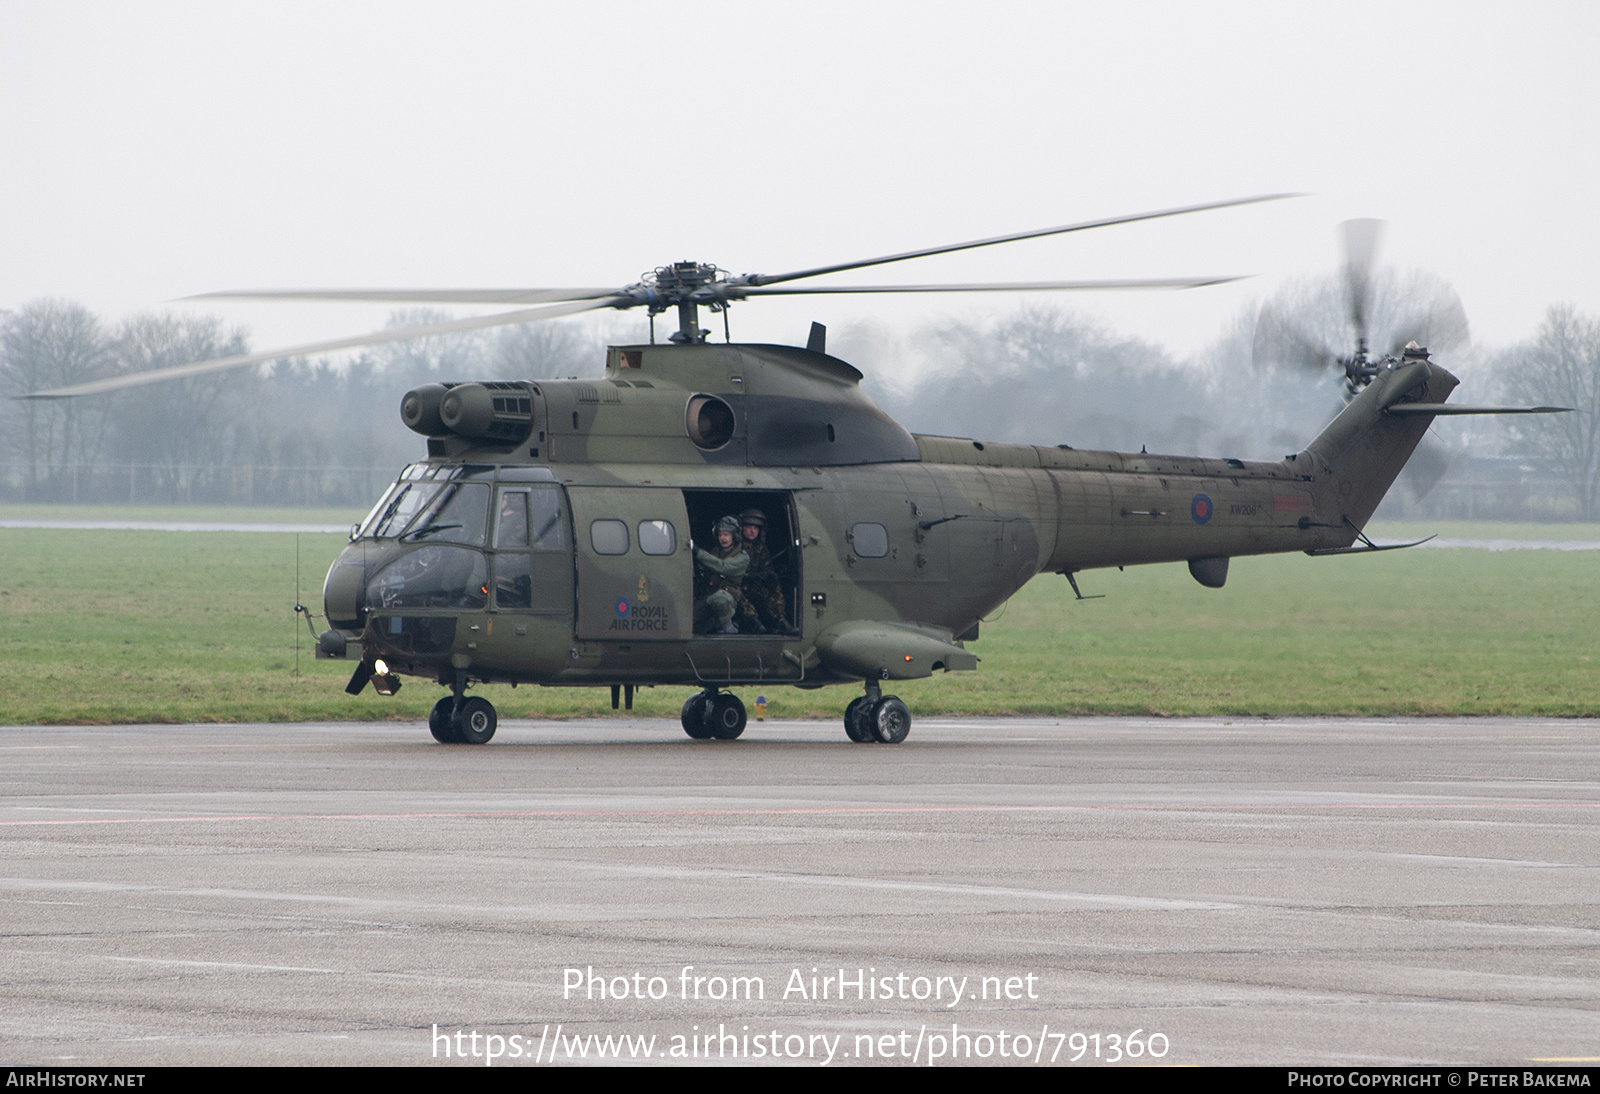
736, 508, 793, 635
693, 518, 749, 634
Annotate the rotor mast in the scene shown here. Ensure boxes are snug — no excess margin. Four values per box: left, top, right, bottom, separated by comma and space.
647, 261, 720, 344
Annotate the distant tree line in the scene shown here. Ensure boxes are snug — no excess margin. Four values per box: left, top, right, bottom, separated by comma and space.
0, 303, 615, 506
847, 280, 1599, 522
2, 286, 1596, 519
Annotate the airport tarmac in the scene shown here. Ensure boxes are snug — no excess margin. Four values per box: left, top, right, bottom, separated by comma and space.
2, 716, 1596, 1067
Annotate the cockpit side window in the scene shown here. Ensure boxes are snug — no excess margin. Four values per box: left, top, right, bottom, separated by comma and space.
496, 489, 530, 548
491, 486, 569, 612
528, 486, 567, 551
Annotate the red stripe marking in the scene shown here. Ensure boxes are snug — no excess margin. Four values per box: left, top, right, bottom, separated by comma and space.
2, 801, 1596, 826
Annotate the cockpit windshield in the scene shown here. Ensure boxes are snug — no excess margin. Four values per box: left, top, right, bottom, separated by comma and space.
367, 482, 441, 539
405, 482, 490, 546
354, 466, 495, 542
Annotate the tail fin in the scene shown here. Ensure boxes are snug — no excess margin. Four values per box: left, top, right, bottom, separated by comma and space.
1300, 352, 1459, 532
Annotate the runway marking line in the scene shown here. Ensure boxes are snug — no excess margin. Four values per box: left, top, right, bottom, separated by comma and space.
2, 800, 1597, 827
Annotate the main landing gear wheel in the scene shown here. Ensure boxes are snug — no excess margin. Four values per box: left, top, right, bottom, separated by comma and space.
870, 697, 911, 744
429, 696, 460, 744
454, 696, 497, 745
843, 696, 874, 742
709, 693, 747, 740
681, 692, 715, 739
681, 691, 746, 739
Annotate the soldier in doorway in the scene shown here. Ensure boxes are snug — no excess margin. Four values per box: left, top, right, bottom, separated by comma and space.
736, 508, 798, 636
693, 515, 749, 635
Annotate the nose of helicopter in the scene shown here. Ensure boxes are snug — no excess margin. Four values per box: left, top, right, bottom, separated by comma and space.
322, 545, 372, 633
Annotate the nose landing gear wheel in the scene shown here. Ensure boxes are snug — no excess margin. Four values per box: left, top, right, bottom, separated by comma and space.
843, 695, 874, 742
869, 697, 910, 744
681, 692, 715, 739
429, 696, 460, 743
453, 696, 497, 744
709, 693, 747, 739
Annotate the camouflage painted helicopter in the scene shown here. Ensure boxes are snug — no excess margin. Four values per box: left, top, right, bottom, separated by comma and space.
25, 197, 1565, 746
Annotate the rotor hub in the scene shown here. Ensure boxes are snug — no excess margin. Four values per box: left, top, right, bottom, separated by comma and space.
635, 262, 730, 343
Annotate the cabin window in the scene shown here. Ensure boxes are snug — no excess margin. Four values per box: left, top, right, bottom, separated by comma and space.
590, 519, 630, 555
638, 519, 677, 556
850, 522, 889, 558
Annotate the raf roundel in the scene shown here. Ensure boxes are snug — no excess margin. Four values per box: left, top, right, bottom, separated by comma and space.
1191, 493, 1213, 525
615, 599, 630, 617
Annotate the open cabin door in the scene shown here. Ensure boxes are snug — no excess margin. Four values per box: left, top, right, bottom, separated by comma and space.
567, 486, 693, 641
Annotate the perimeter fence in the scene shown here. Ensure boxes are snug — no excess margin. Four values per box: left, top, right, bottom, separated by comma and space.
0, 464, 394, 507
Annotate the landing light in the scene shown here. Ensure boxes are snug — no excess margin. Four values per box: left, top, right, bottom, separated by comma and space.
374, 659, 390, 675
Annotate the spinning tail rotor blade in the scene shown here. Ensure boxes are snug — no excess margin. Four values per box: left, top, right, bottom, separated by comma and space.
1340, 218, 1384, 343
1398, 434, 1456, 501
1251, 297, 1343, 375
1385, 287, 1471, 357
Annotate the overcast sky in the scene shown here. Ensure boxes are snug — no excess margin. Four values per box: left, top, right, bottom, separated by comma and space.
3, 1, 1596, 377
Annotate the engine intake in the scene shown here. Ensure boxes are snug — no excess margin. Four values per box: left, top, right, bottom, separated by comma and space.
402, 381, 534, 443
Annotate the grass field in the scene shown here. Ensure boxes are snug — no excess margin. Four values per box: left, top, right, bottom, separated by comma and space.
0, 502, 368, 524
1, 508, 1596, 724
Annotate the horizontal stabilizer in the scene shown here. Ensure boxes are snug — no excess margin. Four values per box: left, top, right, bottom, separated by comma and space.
1384, 404, 1571, 417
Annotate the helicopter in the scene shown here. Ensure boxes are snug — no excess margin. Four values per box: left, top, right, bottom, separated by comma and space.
22, 196, 1568, 746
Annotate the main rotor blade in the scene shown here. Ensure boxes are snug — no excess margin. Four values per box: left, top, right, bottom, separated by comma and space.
187, 287, 625, 306
20, 297, 624, 399
735, 276, 1247, 296
742, 193, 1302, 287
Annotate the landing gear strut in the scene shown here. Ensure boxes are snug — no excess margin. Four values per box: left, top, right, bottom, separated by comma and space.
429, 670, 497, 745
843, 683, 910, 744
681, 688, 746, 740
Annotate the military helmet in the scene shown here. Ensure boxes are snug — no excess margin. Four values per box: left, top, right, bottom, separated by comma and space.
714, 515, 741, 535
739, 508, 767, 528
